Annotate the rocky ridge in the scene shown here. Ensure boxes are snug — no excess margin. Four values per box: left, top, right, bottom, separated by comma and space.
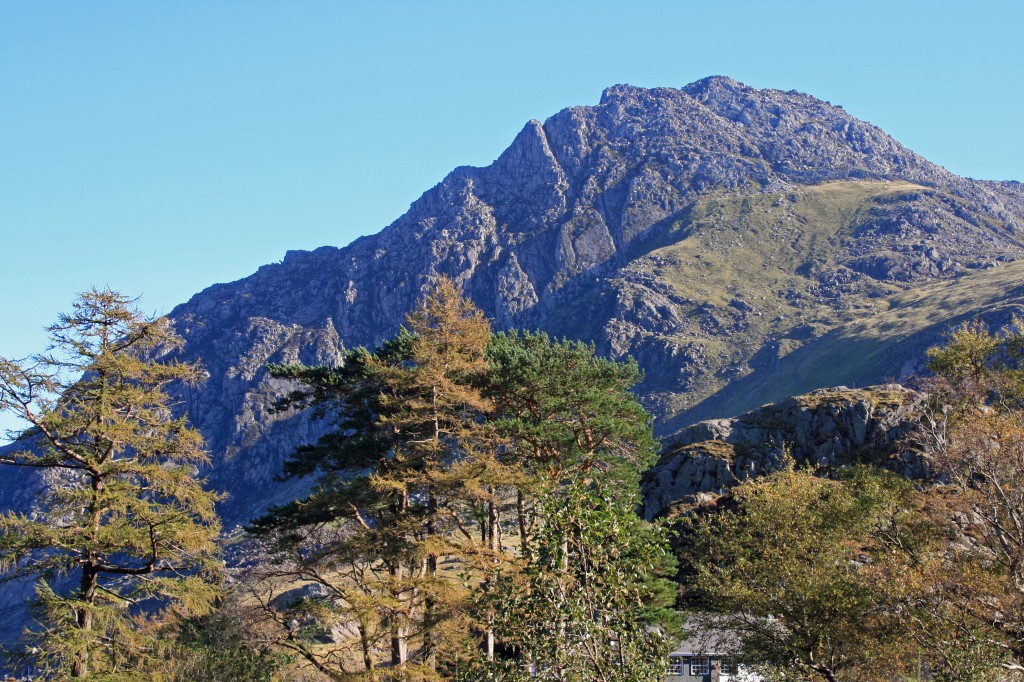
641, 384, 927, 519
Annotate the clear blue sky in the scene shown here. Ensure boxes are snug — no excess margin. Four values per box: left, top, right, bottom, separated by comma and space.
1, 0, 1022, 365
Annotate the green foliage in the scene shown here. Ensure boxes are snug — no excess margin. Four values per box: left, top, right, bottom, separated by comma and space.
161, 608, 288, 682
485, 330, 658, 489
681, 465, 924, 682
251, 280, 673, 680
926, 316, 1024, 406
676, 320, 1024, 681
0, 289, 222, 678
483, 479, 677, 682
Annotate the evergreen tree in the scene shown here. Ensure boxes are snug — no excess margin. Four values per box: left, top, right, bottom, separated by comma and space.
0, 288, 222, 679
477, 332, 675, 682
253, 282, 675, 681
484, 331, 657, 487
252, 277, 501, 679
253, 335, 427, 679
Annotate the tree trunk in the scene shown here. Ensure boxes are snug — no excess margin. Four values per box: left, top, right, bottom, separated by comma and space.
389, 562, 408, 667
423, 495, 438, 670
517, 489, 528, 554
487, 489, 499, 553
73, 473, 104, 678
359, 621, 374, 672
391, 623, 408, 669
486, 487, 499, 660
71, 564, 98, 678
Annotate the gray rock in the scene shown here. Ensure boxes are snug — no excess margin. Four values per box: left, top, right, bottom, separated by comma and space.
641, 385, 928, 519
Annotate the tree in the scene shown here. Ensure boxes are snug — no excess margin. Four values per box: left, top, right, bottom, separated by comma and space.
252, 335, 422, 679
152, 597, 288, 682
370, 276, 496, 672
482, 330, 658, 561
252, 277, 500, 679
477, 331, 676, 682
252, 282, 676, 681
0, 288, 222, 679
915, 318, 1024, 675
681, 464, 927, 682
481, 478, 677, 682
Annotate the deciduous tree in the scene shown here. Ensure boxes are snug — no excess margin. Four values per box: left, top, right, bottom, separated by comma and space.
917, 319, 1024, 675
0, 288, 222, 678
681, 464, 925, 682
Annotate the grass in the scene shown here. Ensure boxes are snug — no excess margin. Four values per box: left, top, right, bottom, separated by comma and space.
626, 180, 929, 431
668, 260, 1024, 429
602, 177, 1024, 435
769, 260, 1024, 396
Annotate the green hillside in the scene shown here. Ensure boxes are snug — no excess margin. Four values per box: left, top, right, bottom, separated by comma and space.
660, 259, 1024, 433
614, 180, 1024, 433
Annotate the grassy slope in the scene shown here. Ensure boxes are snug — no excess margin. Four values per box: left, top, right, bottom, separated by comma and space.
762, 260, 1024, 400
658, 259, 1024, 435
633, 181, 920, 428
620, 180, 1024, 434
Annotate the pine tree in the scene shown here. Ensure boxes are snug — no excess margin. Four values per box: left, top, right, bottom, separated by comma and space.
477, 332, 675, 681
252, 336, 420, 679
0, 288, 222, 679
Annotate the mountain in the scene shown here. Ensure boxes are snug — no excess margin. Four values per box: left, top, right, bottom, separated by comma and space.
4, 77, 1024, 531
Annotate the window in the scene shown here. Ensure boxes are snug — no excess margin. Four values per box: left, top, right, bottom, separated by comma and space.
666, 656, 685, 674
691, 657, 710, 676
720, 657, 738, 675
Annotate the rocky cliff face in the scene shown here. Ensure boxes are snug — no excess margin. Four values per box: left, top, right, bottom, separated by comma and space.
4, 77, 1023, 527
641, 385, 928, 519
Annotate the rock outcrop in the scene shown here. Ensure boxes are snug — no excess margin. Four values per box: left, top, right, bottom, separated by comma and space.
642, 385, 927, 519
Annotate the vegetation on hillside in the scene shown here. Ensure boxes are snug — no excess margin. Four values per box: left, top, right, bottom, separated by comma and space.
677, 318, 1024, 681
5, 285, 1024, 681
614, 179, 1024, 431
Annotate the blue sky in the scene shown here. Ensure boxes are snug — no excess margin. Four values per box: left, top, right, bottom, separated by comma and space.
1, 1, 1022, 368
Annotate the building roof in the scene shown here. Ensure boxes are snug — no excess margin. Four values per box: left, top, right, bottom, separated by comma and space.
669, 618, 745, 657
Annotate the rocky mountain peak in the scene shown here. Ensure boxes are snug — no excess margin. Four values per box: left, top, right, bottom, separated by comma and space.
681, 74, 746, 93
3, 78, 1023, 531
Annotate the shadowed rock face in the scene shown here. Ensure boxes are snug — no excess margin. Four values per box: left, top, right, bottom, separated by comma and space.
4, 77, 1024, 529
641, 385, 927, 520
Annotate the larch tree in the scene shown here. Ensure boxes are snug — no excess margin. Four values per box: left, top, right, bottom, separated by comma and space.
370, 276, 495, 672
0, 288, 222, 679
252, 276, 502, 680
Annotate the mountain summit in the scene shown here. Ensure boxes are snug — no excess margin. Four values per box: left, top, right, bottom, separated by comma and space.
5, 78, 1024, 528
